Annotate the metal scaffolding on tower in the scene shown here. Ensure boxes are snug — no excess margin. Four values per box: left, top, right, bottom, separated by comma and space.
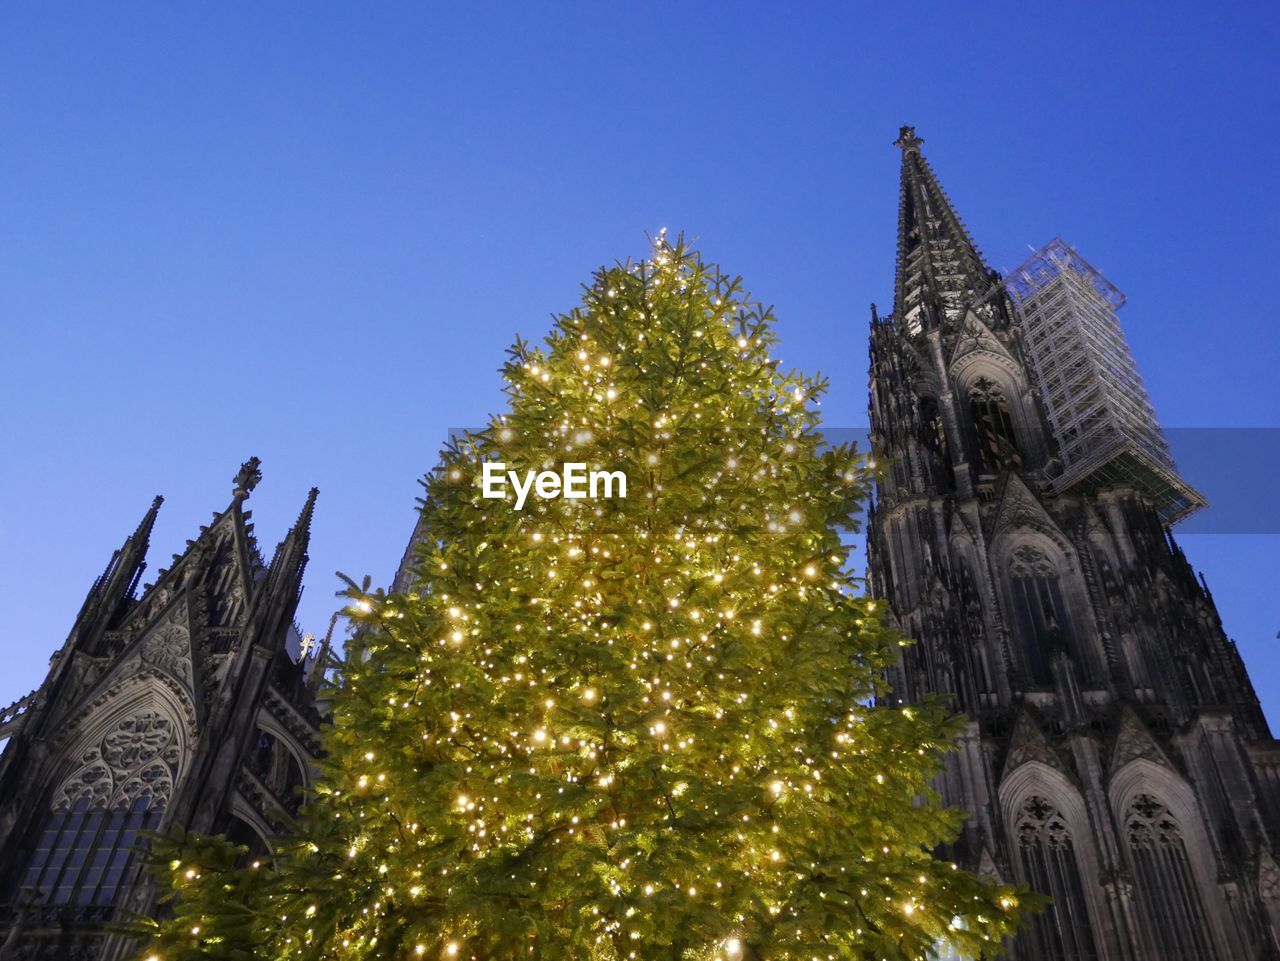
1006, 238, 1206, 525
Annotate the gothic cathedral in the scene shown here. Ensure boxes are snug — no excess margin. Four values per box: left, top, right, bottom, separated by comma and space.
1, 131, 1278, 960
867, 127, 1280, 958
0, 460, 325, 959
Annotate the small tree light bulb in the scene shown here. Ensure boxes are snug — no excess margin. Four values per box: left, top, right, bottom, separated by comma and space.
582, 687, 597, 703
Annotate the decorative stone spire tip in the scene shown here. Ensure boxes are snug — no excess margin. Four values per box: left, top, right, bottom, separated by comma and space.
232, 456, 263, 501
894, 125, 923, 153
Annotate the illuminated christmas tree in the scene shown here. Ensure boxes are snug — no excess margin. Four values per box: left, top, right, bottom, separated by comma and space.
140, 236, 1032, 960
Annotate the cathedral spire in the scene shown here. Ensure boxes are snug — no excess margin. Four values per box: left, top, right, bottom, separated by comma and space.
273, 486, 317, 571
262, 487, 318, 614
869, 130, 1280, 959
117, 493, 164, 602
106, 494, 163, 587
132, 494, 165, 543
892, 125, 997, 332
290, 486, 319, 541
74, 494, 164, 637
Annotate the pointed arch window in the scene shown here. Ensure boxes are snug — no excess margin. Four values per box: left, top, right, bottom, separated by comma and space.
1125, 794, 1216, 960
250, 727, 307, 816
970, 377, 1022, 472
1015, 795, 1098, 960
16, 712, 176, 908
1008, 545, 1071, 686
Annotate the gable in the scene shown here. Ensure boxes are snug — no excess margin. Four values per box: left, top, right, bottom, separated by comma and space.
1002, 710, 1068, 780
947, 309, 1017, 376
989, 473, 1062, 547
125, 506, 261, 632
1110, 708, 1173, 773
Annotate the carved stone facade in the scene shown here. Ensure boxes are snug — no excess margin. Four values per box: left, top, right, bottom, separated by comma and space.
0, 461, 326, 960
868, 127, 1280, 958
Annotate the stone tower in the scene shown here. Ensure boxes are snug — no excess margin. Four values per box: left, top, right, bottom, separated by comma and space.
866, 127, 1280, 959
0, 460, 326, 960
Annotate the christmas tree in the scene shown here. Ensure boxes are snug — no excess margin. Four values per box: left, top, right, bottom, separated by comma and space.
140, 236, 1032, 960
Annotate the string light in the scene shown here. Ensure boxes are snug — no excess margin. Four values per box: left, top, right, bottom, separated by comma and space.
142, 234, 1027, 960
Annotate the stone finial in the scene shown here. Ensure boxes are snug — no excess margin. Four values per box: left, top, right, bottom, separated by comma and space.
232, 456, 263, 500
894, 125, 923, 153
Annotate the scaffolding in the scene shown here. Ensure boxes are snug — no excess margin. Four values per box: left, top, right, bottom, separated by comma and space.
1005, 238, 1206, 526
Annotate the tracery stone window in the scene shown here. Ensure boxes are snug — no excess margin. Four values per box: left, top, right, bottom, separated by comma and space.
18, 712, 177, 907
969, 377, 1022, 472
1015, 796, 1098, 960
1008, 545, 1071, 685
1125, 794, 1215, 960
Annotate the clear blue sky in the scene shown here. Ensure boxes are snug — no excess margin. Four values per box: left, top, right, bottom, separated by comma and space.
2, 3, 1277, 728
